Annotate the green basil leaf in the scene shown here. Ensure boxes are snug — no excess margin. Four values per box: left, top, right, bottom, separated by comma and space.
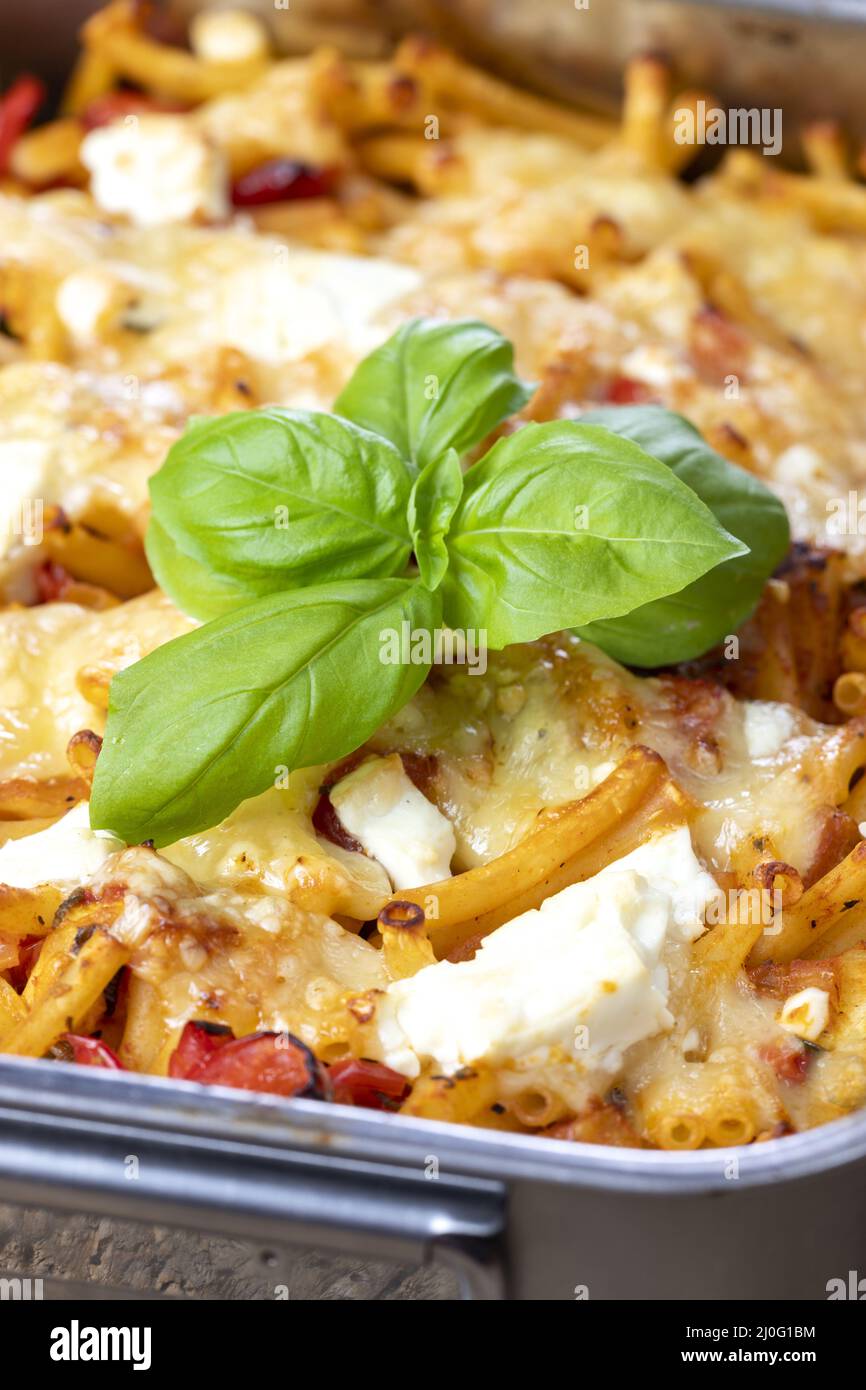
90, 578, 441, 846
574, 406, 790, 666
334, 317, 534, 473
440, 420, 747, 649
408, 448, 464, 591
145, 517, 258, 621
149, 408, 414, 599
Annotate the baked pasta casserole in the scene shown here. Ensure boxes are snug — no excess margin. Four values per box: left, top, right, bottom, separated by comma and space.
3, 1, 866, 1150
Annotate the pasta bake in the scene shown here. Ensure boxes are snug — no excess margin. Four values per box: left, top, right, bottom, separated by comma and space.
3, 1, 866, 1152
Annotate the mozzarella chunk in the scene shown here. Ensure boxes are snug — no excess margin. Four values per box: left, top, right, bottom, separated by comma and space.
743, 701, 797, 759
81, 116, 229, 228
330, 754, 456, 891
190, 8, 270, 62
210, 248, 421, 366
0, 801, 124, 888
373, 826, 721, 1078
55, 267, 125, 344
778, 987, 831, 1042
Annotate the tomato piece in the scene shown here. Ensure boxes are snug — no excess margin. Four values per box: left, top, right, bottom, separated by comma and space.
189, 1031, 332, 1099
329, 1058, 409, 1110
82, 91, 188, 130
168, 1020, 234, 1081
311, 791, 364, 853
34, 559, 74, 605
60, 1034, 126, 1070
0, 75, 46, 176
5, 935, 42, 993
758, 1041, 810, 1085
688, 305, 751, 386
231, 160, 337, 207
603, 376, 654, 404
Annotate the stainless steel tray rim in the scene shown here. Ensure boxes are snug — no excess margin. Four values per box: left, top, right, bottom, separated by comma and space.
1, 1055, 864, 1198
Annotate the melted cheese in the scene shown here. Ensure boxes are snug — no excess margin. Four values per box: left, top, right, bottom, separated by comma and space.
0, 362, 185, 547
0, 193, 421, 409
4, 176, 866, 568
0, 599, 857, 904
0, 591, 192, 778
162, 780, 392, 920
90, 847, 388, 1056
371, 636, 856, 882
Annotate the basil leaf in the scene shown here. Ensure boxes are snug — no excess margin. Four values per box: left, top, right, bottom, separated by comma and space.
334, 318, 534, 473
440, 421, 747, 649
90, 579, 440, 846
408, 448, 464, 591
574, 406, 790, 666
149, 409, 414, 599
145, 517, 257, 621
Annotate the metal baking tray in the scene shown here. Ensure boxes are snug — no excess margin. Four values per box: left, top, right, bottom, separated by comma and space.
2, 0, 866, 1300
0, 1055, 864, 1299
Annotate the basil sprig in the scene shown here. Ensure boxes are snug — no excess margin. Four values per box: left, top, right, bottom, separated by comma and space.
334, 317, 535, 472
146, 409, 414, 622
91, 581, 438, 846
91, 319, 785, 845
573, 407, 790, 665
440, 421, 743, 648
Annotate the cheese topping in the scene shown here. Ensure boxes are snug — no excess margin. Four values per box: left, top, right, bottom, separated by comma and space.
0, 439, 49, 562
209, 248, 421, 368
778, 987, 831, 1043
55, 267, 126, 344
0, 591, 193, 779
0, 800, 123, 888
81, 116, 229, 228
189, 8, 269, 63
373, 826, 720, 1078
330, 754, 456, 890
743, 701, 798, 760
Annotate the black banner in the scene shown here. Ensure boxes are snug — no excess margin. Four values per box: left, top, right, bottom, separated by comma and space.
3, 1295, 863, 1372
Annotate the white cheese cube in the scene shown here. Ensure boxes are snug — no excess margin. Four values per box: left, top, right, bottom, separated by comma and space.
81, 115, 228, 228
0, 801, 124, 889
778, 986, 830, 1042
329, 754, 455, 891
372, 825, 721, 1078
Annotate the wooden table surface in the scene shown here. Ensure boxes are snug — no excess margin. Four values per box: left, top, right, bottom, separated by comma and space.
0, 1202, 458, 1300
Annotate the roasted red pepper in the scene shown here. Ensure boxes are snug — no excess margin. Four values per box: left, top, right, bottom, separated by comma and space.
60, 1034, 126, 1070
329, 1058, 409, 1110
6, 935, 43, 993
0, 75, 46, 176
34, 560, 74, 605
168, 1020, 234, 1081
170, 1026, 332, 1100
603, 376, 654, 405
231, 159, 336, 207
758, 1040, 810, 1085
